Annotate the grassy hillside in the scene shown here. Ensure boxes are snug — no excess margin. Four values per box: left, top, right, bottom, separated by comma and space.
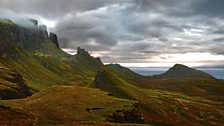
93, 66, 224, 125
108, 64, 224, 101
106, 64, 143, 79
0, 39, 101, 92
0, 86, 146, 125
0, 42, 67, 91
138, 78, 224, 100
0, 19, 103, 92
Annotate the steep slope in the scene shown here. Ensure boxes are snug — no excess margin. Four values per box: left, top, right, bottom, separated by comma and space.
0, 19, 68, 91
0, 19, 102, 91
93, 67, 224, 125
154, 64, 215, 79
0, 86, 145, 125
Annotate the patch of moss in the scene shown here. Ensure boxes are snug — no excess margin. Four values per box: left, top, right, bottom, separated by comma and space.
0, 19, 16, 26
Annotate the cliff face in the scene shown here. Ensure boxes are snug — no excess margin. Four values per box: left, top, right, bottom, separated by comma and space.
49, 32, 59, 48
0, 19, 59, 49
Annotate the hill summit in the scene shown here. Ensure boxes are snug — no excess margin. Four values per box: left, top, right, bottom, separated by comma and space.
154, 64, 215, 79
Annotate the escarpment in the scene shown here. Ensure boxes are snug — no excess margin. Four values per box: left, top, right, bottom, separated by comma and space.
0, 19, 59, 49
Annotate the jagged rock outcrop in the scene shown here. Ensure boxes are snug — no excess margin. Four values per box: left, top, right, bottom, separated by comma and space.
0, 19, 57, 49
77, 47, 91, 56
49, 32, 59, 48
154, 64, 215, 79
0, 66, 31, 99
74, 47, 103, 71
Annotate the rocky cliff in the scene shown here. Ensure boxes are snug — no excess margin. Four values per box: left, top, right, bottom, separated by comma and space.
0, 19, 59, 49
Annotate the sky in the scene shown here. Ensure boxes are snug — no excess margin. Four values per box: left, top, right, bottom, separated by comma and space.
0, 0, 224, 67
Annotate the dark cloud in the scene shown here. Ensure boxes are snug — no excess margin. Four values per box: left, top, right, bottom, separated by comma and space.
191, 0, 224, 17
0, 0, 123, 19
213, 29, 224, 34
213, 38, 224, 42
0, 0, 224, 65
139, 51, 159, 54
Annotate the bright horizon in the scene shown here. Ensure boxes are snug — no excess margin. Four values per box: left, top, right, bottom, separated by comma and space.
62, 48, 224, 67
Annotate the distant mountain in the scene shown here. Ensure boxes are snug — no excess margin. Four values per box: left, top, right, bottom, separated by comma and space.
153, 64, 215, 79
137, 64, 224, 98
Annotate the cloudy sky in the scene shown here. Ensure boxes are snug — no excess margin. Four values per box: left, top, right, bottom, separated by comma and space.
1, 0, 224, 67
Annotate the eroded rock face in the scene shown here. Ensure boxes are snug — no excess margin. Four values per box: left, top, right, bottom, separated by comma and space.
0, 19, 58, 50
0, 66, 31, 100
49, 32, 59, 48
0, 23, 48, 49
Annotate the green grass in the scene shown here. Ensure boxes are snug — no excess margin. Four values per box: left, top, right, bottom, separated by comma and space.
0, 85, 139, 125
135, 77, 224, 101
93, 66, 224, 126
0, 41, 100, 91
